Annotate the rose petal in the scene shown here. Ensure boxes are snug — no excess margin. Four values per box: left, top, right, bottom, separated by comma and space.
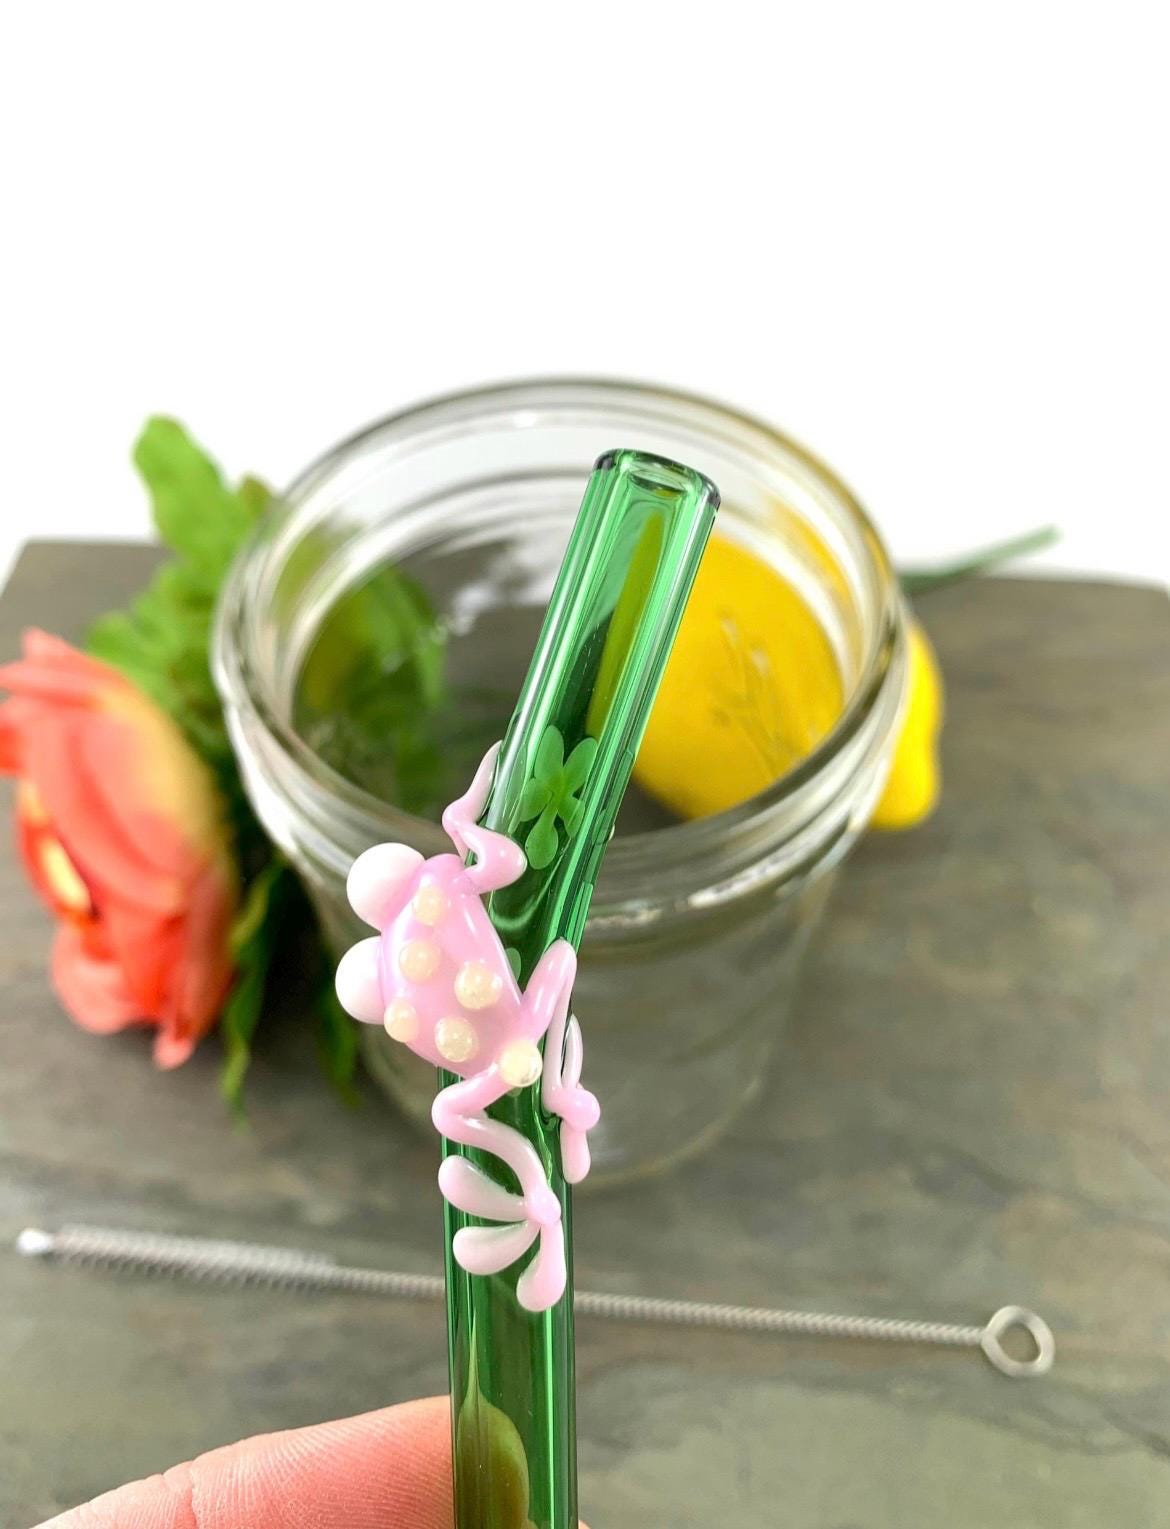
0, 700, 27, 773
145, 861, 236, 1067
51, 923, 143, 1036
25, 713, 186, 914
0, 659, 110, 707
80, 711, 213, 882
3, 631, 237, 1071
24, 628, 96, 663
23, 629, 130, 689
99, 900, 180, 1017
152, 1027, 197, 1070
173, 860, 236, 1033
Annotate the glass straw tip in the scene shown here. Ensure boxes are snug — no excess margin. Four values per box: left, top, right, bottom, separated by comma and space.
592, 447, 720, 507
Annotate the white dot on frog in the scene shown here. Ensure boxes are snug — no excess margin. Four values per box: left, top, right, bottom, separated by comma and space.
412, 885, 447, 926
399, 939, 440, 982
435, 1016, 479, 1064
454, 960, 503, 1011
498, 1038, 543, 1088
383, 998, 418, 1043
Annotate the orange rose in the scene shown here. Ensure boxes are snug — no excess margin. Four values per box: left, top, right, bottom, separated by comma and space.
0, 630, 238, 1066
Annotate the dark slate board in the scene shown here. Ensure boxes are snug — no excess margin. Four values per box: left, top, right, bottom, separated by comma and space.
1, 542, 1168, 1526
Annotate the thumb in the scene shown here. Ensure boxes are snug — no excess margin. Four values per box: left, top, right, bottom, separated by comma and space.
38, 1396, 454, 1529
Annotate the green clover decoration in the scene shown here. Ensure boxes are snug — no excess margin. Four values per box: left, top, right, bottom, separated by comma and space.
517, 725, 598, 870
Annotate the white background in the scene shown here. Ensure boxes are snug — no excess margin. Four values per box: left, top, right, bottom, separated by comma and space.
2, 4, 1167, 589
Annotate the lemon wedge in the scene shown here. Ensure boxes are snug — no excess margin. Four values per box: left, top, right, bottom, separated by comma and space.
869, 619, 942, 829
633, 534, 941, 829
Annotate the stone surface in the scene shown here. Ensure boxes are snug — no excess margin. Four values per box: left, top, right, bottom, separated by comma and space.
1, 543, 1168, 1525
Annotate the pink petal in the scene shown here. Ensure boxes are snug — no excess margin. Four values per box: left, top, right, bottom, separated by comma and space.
80, 711, 213, 883
170, 859, 236, 1038
152, 1028, 197, 1069
50, 923, 143, 1036
0, 659, 109, 707
0, 700, 27, 774
23, 629, 127, 688
25, 714, 185, 914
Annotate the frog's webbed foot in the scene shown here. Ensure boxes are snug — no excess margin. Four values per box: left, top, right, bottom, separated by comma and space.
433, 1069, 567, 1311
522, 940, 598, 1184
543, 1012, 600, 1185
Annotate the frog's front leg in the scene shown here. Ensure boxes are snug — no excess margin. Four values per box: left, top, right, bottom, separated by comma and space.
442, 742, 527, 894
523, 941, 601, 1185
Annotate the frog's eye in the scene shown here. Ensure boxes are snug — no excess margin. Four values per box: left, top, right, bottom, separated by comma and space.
347, 843, 424, 929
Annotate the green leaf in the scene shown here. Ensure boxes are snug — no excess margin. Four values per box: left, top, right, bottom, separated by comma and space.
562, 735, 597, 792
524, 804, 559, 870
534, 724, 564, 782
85, 426, 269, 847
375, 568, 445, 710
299, 567, 444, 712
228, 861, 282, 953
87, 611, 170, 702
293, 560, 455, 817
317, 981, 361, 1107
518, 777, 552, 820
504, 946, 522, 980
133, 417, 268, 585
238, 475, 272, 520
219, 862, 291, 1111
83, 419, 378, 1108
900, 525, 1060, 596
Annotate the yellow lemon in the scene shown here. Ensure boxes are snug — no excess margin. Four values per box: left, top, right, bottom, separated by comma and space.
633, 535, 943, 829
870, 619, 942, 829
634, 536, 843, 819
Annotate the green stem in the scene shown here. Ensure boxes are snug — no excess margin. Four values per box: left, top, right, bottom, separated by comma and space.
900, 525, 1059, 595
442, 450, 719, 1529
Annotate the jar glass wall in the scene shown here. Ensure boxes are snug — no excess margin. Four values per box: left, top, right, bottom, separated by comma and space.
213, 379, 907, 1183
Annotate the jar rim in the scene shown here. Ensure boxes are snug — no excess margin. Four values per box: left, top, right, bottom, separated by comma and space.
214, 376, 905, 906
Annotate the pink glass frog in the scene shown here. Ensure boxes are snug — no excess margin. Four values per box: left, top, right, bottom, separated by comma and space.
334, 744, 600, 1312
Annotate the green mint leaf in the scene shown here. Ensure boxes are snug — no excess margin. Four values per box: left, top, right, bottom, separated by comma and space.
219, 861, 291, 1111
295, 563, 452, 815
87, 425, 272, 852
374, 567, 446, 710
900, 526, 1060, 596
317, 980, 361, 1106
133, 417, 268, 585
87, 611, 172, 707
238, 475, 272, 520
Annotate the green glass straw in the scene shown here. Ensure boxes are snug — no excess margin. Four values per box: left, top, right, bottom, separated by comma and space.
443, 449, 719, 1529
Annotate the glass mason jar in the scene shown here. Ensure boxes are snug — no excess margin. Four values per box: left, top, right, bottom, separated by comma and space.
213, 379, 907, 1183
